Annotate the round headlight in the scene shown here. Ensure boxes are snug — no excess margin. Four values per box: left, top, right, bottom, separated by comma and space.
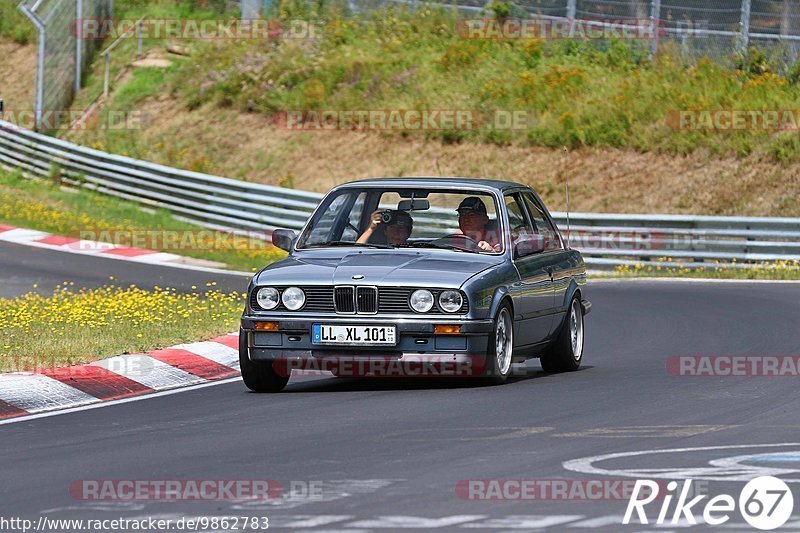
410, 289, 434, 313
281, 286, 305, 310
438, 290, 463, 313
255, 287, 279, 310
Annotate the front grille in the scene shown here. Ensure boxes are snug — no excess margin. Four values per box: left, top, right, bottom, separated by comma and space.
250, 286, 467, 314
303, 287, 335, 312
356, 286, 378, 314
378, 288, 413, 313
334, 286, 355, 313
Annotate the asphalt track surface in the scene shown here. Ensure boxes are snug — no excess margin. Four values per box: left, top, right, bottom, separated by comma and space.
2, 244, 800, 531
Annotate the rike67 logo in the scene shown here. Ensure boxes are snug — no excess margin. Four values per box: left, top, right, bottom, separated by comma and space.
624, 476, 794, 530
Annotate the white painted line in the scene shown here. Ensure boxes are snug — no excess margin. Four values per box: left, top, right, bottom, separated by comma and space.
0, 228, 50, 243
346, 515, 485, 528
0, 377, 242, 426
92, 355, 206, 390
563, 443, 800, 482
461, 515, 583, 528
174, 341, 239, 369
127, 252, 185, 264
0, 373, 100, 413
63, 240, 117, 253
270, 516, 354, 528
568, 515, 625, 528
590, 276, 800, 285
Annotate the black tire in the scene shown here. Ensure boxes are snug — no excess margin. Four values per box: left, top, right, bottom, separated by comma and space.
540, 296, 584, 373
239, 328, 289, 392
481, 303, 514, 384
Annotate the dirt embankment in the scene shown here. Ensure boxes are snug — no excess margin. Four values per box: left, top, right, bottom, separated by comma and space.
0, 38, 36, 112
72, 94, 800, 217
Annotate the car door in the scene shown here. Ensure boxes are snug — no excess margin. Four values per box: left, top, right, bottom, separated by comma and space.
504, 192, 555, 347
521, 190, 571, 337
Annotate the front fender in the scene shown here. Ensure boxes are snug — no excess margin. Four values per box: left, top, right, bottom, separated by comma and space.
487, 286, 513, 320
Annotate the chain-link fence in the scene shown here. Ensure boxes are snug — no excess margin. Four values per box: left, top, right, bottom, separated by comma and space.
338, 0, 800, 65
18, 0, 113, 131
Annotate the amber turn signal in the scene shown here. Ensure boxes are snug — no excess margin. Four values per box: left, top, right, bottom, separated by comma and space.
254, 321, 279, 331
434, 324, 462, 335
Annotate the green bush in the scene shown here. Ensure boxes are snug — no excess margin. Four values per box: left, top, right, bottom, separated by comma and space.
0, 0, 35, 44
167, 5, 800, 160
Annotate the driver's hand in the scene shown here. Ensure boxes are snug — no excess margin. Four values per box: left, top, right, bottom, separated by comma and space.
368, 210, 383, 230
477, 240, 493, 251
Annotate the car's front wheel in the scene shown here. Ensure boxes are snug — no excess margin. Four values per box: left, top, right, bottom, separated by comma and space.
239, 328, 290, 392
540, 296, 584, 372
482, 303, 514, 384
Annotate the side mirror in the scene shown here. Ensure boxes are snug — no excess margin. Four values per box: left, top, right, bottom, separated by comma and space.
272, 228, 296, 253
514, 233, 545, 258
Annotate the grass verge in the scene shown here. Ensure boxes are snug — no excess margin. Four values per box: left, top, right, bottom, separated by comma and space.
0, 0, 35, 45
0, 283, 242, 371
0, 169, 286, 272
608, 260, 800, 280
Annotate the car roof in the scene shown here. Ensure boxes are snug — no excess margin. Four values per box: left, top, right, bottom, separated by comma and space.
340, 177, 529, 193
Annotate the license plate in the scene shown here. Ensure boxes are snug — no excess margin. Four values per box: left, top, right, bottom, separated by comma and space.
312, 324, 396, 345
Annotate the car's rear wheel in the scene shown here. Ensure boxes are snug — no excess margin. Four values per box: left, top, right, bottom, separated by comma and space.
540, 296, 583, 372
239, 328, 290, 392
482, 303, 514, 384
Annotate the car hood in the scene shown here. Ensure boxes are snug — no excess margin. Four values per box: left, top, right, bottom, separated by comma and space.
254, 249, 504, 288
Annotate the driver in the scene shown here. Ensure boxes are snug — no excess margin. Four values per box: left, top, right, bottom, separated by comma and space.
357, 209, 413, 245
457, 197, 500, 251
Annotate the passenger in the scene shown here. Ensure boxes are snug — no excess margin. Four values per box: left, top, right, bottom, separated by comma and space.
456, 197, 500, 251
357, 209, 413, 245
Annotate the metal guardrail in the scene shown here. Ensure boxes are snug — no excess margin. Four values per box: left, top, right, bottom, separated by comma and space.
1, 119, 799, 271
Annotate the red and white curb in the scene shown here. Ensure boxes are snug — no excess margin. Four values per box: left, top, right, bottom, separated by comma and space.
0, 223, 185, 263
0, 333, 241, 420
0, 224, 243, 274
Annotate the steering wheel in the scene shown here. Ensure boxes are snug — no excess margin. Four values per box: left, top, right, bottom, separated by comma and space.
430, 234, 481, 251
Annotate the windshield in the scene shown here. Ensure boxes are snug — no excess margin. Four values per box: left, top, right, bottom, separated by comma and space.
296, 187, 504, 254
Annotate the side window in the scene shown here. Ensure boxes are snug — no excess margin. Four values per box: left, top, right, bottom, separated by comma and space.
504, 193, 533, 247
522, 192, 562, 251
343, 193, 367, 240
305, 192, 366, 244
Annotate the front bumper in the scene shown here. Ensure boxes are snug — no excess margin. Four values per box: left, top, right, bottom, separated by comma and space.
241, 315, 493, 375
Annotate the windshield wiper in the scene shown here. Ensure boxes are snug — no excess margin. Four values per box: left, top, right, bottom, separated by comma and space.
308, 240, 392, 249
394, 241, 478, 253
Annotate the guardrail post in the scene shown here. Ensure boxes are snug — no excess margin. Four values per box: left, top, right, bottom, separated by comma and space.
18, 5, 45, 131
649, 0, 661, 58
103, 52, 111, 98
566, 0, 576, 19
136, 19, 143, 59
739, 0, 751, 51
75, 0, 83, 93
